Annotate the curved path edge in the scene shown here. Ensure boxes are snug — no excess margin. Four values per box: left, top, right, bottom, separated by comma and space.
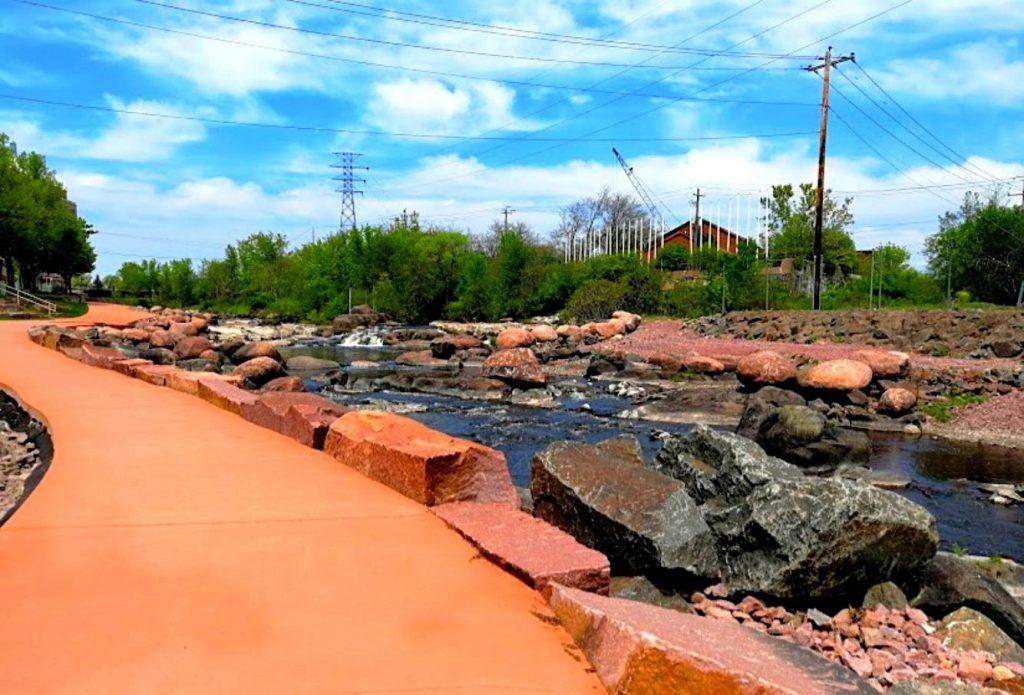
0, 304, 602, 694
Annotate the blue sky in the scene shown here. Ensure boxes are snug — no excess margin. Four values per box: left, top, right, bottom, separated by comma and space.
1, 0, 1022, 275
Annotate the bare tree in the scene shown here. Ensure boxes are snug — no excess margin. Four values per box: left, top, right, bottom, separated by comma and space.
554, 187, 648, 253
475, 219, 537, 256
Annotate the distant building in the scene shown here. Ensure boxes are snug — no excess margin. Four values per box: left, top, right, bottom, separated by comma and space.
655, 218, 748, 255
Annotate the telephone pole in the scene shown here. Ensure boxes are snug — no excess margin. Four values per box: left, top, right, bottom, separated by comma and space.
692, 188, 704, 250
1011, 177, 1024, 207
501, 206, 516, 233
804, 47, 854, 310
331, 152, 368, 231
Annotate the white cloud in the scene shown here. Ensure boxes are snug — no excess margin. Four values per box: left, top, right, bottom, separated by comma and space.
365, 78, 539, 136
874, 41, 1024, 105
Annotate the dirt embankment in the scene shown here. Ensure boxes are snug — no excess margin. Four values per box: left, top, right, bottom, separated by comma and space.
689, 310, 1024, 360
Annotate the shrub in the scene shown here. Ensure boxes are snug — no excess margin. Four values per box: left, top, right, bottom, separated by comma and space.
563, 279, 626, 321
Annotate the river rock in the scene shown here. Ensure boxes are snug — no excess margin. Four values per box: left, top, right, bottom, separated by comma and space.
937, 607, 1024, 663
879, 387, 918, 415
683, 353, 726, 374
173, 336, 214, 360
555, 325, 582, 342
483, 348, 546, 387
798, 359, 874, 392
495, 327, 535, 350
593, 320, 625, 339
232, 356, 284, 387
220, 335, 245, 356
912, 552, 1024, 648
653, 426, 938, 599
148, 329, 175, 349
529, 325, 559, 343
612, 311, 641, 332
285, 355, 340, 371
853, 349, 910, 378
430, 334, 483, 359
736, 350, 798, 386
120, 328, 149, 343
531, 438, 719, 578
396, 349, 445, 367
737, 400, 870, 468
168, 320, 198, 338
262, 376, 306, 392
139, 347, 176, 365
232, 341, 282, 364
863, 581, 909, 609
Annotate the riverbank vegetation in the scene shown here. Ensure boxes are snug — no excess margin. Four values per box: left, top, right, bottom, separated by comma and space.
99, 187, 1021, 323
0, 134, 95, 291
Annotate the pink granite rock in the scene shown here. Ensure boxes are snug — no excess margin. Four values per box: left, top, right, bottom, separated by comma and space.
324, 411, 518, 507
545, 584, 874, 694
196, 378, 259, 415
432, 502, 610, 594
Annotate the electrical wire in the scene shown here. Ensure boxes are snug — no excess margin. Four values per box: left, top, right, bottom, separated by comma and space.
304, 0, 820, 59
125, 0, 810, 71
0, 93, 821, 143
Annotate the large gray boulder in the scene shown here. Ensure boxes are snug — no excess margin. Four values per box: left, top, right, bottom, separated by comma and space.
531, 438, 719, 578
737, 398, 871, 468
653, 426, 939, 599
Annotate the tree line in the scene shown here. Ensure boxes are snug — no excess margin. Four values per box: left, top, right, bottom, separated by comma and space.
0, 134, 96, 291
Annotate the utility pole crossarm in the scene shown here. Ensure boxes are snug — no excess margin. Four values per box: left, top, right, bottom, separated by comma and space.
803, 47, 855, 311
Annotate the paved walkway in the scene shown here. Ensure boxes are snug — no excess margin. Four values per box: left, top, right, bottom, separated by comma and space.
0, 305, 601, 694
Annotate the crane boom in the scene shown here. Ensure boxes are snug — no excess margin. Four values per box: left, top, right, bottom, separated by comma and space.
612, 147, 664, 226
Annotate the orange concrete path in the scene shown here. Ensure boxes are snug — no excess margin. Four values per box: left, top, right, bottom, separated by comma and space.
0, 305, 601, 694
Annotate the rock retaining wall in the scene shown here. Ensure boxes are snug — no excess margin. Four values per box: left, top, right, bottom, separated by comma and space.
690, 310, 1024, 359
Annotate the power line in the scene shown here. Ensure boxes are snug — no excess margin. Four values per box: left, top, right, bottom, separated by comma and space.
370, 0, 782, 187
849, 59, 1002, 183
0, 93, 820, 142
303, 0, 820, 59
833, 66, 998, 185
378, 0, 913, 198
126, 0, 811, 71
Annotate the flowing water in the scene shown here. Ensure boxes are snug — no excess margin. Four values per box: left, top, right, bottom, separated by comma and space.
286, 340, 1024, 561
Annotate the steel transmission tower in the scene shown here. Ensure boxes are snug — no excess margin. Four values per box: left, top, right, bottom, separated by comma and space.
331, 152, 368, 231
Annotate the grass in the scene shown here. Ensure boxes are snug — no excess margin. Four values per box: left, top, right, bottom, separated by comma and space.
0, 297, 87, 320
920, 392, 989, 423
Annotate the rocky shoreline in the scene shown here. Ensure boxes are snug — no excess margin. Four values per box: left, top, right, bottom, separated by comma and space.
22, 307, 1024, 692
0, 389, 50, 525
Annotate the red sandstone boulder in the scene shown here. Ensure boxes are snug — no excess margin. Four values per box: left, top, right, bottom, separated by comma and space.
853, 349, 910, 379
232, 356, 285, 387
196, 378, 259, 414
174, 336, 214, 360
190, 316, 209, 332
132, 364, 177, 386
241, 392, 348, 448
879, 388, 917, 415
737, 350, 798, 385
556, 325, 583, 342
232, 341, 282, 364
167, 370, 241, 396
593, 320, 626, 340
483, 348, 546, 387
262, 376, 306, 392
324, 411, 518, 507
612, 310, 641, 332
79, 344, 125, 369
168, 321, 198, 338
111, 358, 152, 376
120, 328, 149, 343
148, 329, 175, 349
530, 325, 559, 343
683, 353, 726, 375
647, 352, 684, 373
495, 327, 535, 350
220, 335, 245, 356
798, 359, 874, 392
545, 584, 874, 695
433, 502, 610, 593
396, 349, 445, 367
198, 349, 223, 364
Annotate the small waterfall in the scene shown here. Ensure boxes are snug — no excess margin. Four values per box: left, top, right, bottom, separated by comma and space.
337, 327, 386, 348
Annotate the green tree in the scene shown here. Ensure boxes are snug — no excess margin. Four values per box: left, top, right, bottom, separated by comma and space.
765, 183, 857, 276
925, 192, 1024, 305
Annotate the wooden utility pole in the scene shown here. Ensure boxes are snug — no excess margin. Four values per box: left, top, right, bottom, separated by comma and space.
692, 188, 703, 251
804, 47, 854, 310
501, 206, 515, 233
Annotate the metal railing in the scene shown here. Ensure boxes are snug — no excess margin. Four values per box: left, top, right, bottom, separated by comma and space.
0, 282, 57, 315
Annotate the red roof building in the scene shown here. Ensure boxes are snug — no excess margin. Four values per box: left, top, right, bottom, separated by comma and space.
655, 218, 748, 255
